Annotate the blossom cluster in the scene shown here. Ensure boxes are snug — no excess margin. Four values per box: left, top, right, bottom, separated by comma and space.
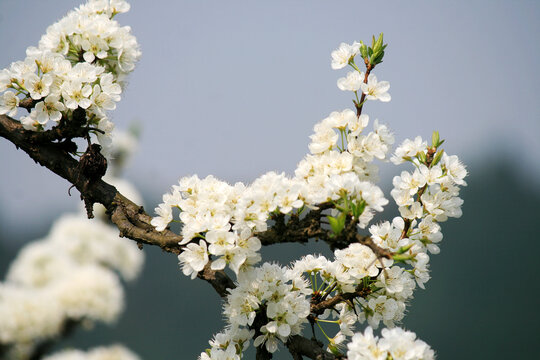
291, 246, 412, 336
150, 36, 398, 288
199, 263, 310, 357
236, 264, 310, 352
368, 136, 468, 289
43, 344, 140, 360
0, 126, 144, 357
154, 109, 393, 277
347, 326, 434, 360
0, 0, 139, 153
0, 212, 142, 352
182, 37, 467, 358
0, 2, 467, 356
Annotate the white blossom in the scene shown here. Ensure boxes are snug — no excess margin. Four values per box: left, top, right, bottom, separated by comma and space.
33, 94, 65, 124
178, 240, 209, 279
337, 71, 364, 91
0, 91, 19, 117
51, 265, 124, 323
43, 344, 140, 360
391, 136, 427, 164
360, 74, 391, 102
0, 284, 63, 343
331, 42, 360, 70
347, 326, 434, 360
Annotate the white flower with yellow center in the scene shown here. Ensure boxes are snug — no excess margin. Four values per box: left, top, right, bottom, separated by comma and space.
0, 91, 19, 117
361, 74, 391, 102
33, 95, 65, 124
331, 42, 360, 70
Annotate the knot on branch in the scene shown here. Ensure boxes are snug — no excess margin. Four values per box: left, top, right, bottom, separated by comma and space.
25, 107, 92, 145
77, 143, 108, 218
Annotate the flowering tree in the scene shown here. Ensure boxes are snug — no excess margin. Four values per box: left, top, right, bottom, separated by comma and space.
0, 1, 468, 359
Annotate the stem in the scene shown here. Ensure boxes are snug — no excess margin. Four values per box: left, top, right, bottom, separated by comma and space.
316, 320, 332, 342
349, 61, 362, 73
399, 146, 438, 239
355, 63, 373, 117
320, 282, 337, 301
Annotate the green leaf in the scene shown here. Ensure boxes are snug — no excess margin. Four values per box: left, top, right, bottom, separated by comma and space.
373, 33, 384, 52
360, 43, 369, 59
396, 244, 413, 254
327, 216, 341, 235
328, 213, 346, 235
351, 199, 366, 218
393, 254, 414, 262
370, 50, 384, 65
431, 131, 440, 147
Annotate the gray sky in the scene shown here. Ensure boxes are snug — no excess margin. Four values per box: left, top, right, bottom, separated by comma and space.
1, 0, 539, 238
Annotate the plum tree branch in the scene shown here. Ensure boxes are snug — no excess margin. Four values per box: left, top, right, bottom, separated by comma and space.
0, 113, 234, 297
0, 114, 183, 251
0, 112, 391, 254
286, 335, 340, 360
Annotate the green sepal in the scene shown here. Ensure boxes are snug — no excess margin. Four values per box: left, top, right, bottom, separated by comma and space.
328, 343, 342, 356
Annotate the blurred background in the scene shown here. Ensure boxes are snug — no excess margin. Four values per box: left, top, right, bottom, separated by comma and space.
1, 0, 539, 359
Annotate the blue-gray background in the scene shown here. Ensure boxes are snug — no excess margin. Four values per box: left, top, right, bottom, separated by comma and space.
0, 1, 539, 359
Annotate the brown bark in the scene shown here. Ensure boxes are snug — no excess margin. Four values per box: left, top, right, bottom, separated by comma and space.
0, 114, 233, 297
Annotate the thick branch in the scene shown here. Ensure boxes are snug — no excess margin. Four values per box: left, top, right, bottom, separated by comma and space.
286, 335, 339, 360
258, 206, 332, 246
0, 114, 233, 298
356, 234, 393, 260
197, 262, 235, 298
0, 114, 183, 252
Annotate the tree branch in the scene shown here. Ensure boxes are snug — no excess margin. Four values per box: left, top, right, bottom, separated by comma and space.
286, 335, 340, 360
258, 205, 332, 246
0, 114, 183, 251
310, 285, 371, 316
0, 114, 233, 298
354, 61, 373, 117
